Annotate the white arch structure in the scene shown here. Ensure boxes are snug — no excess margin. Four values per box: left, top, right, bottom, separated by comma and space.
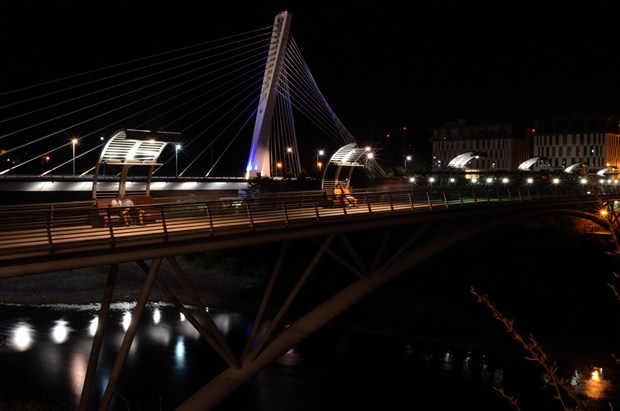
564, 162, 584, 173
320, 143, 369, 189
447, 152, 483, 169
597, 166, 617, 176
518, 157, 540, 171
92, 129, 173, 200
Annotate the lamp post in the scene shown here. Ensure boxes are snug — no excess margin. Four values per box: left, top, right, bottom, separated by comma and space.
286, 147, 293, 176
404, 155, 412, 173
276, 161, 283, 178
175, 144, 181, 177
317, 150, 324, 173
71, 138, 78, 176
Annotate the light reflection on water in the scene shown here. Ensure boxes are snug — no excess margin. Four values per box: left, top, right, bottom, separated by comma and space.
571, 366, 614, 400
11, 322, 33, 351
0, 302, 618, 410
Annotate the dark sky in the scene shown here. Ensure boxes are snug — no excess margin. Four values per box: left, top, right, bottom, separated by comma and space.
1, 1, 619, 153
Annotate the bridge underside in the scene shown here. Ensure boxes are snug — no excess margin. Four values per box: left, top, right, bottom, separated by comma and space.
62, 203, 614, 410
0, 187, 615, 410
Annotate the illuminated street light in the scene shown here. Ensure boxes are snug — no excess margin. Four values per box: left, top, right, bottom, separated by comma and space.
317, 150, 325, 173
579, 178, 588, 184
526, 177, 534, 184
552, 178, 560, 184
502, 177, 509, 184
71, 138, 78, 176
276, 161, 283, 178
404, 155, 412, 173
175, 144, 182, 177
366, 152, 374, 159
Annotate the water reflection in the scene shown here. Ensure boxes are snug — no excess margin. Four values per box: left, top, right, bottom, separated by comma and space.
68, 351, 87, 404
89, 316, 98, 336
0, 303, 617, 411
121, 311, 131, 330
11, 322, 33, 351
174, 337, 186, 371
571, 366, 613, 400
52, 319, 69, 344
153, 308, 161, 324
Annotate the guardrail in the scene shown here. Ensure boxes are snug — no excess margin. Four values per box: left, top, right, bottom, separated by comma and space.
0, 183, 615, 262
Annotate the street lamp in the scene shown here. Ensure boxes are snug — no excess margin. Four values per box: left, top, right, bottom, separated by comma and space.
71, 138, 78, 176
175, 144, 181, 177
276, 161, 283, 178
317, 150, 324, 173
285, 147, 294, 175
404, 155, 412, 173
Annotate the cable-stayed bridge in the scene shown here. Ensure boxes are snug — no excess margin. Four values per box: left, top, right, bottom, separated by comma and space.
0, 11, 371, 189
2, 11, 620, 411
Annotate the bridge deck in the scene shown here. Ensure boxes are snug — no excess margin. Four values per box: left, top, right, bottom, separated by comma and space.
0, 186, 610, 277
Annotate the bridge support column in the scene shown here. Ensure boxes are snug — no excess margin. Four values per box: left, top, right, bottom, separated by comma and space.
99, 258, 162, 411
79, 264, 118, 411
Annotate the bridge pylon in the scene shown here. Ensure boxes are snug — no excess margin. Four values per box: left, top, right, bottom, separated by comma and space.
245, 11, 292, 179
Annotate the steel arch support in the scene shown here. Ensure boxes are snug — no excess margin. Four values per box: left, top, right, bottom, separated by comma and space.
175, 220, 492, 411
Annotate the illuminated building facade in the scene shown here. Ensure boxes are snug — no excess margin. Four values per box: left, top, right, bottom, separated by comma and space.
530, 114, 620, 172
430, 119, 530, 172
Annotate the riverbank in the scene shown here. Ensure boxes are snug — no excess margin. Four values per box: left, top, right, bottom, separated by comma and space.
0, 256, 269, 314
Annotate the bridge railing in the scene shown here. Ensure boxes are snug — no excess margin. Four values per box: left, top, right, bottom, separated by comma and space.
0, 183, 613, 262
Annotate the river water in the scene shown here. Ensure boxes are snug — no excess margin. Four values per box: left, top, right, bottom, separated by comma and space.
0, 301, 617, 411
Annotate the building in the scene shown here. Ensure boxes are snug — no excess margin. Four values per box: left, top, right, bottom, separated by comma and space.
530, 114, 620, 172
430, 119, 530, 172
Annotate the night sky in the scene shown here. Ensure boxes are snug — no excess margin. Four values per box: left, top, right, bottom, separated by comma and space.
1, 1, 619, 161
